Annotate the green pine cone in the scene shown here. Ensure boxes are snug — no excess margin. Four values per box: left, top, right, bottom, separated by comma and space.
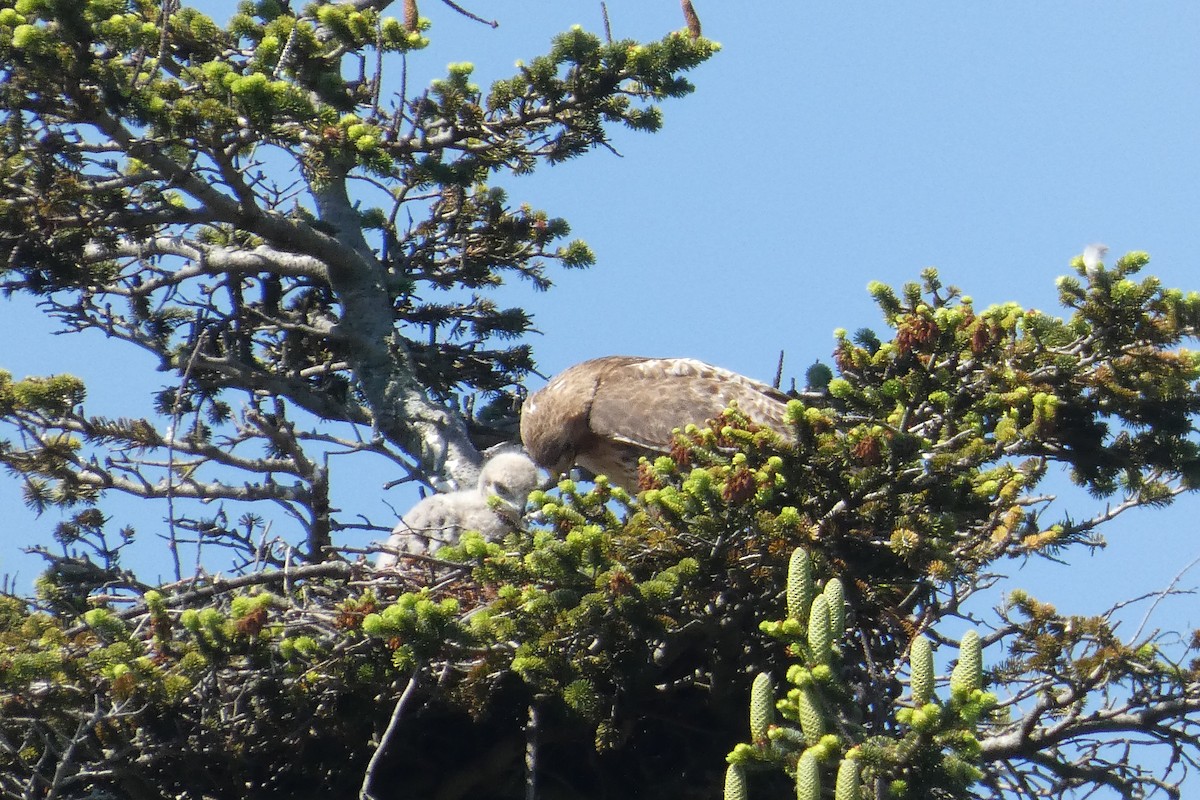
834, 757, 860, 800
787, 547, 814, 623
950, 630, 983, 695
822, 578, 845, 641
910, 635, 934, 705
807, 595, 831, 664
724, 763, 749, 800
750, 671, 774, 742
796, 751, 820, 800
796, 685, 825, 745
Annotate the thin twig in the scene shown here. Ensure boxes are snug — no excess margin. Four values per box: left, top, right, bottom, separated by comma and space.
63, 560, 355, 634
360, 669, 423, 799
1133, 551, 1200, 641
525, 701, 540, 800
283, 544, 294, 598
600, 2, 612, 43
43, 697, 106, 800
371, 17, 384, 115
437, 0, 498, 28
167, 323, 210, 584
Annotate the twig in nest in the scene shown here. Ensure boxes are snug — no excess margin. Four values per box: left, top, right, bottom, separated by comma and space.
360, 668, 424, 799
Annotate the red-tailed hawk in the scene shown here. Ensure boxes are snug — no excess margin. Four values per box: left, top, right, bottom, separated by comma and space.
375, 451, 542, 568
520, 356, 794, 490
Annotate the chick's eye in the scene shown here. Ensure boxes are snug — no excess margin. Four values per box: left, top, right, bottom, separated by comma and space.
495, 483, 510, 496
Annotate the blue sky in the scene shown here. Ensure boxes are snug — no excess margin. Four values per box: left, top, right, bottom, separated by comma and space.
1, 2, 1198, 784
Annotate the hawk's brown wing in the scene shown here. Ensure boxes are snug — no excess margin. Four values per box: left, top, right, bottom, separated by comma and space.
588, 357, 793, 452
521, 356, 792, 489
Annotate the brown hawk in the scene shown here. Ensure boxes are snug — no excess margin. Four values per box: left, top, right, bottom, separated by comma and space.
520, 356, 794, 490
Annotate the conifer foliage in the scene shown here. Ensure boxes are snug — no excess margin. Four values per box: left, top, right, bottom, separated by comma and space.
0, 0, 718, 555
1, 2, 1199, 799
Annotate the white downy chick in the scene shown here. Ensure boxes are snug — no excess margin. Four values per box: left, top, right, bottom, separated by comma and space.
375, 452, 541, 568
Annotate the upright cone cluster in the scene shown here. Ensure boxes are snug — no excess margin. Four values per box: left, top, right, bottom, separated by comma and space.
787, 547, 814, 622
795, 751, 819, 800
910, 636, 934, 705
726, 548, 1000, 798
794, 684, 824, 746
723, 763, 748, 800
749, 671, 774, 743
834, 756, 861, 800
823, 578, 845, 644
950, 630, 983, 696
726, 547, 854, 799
807, 595, 831, 665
